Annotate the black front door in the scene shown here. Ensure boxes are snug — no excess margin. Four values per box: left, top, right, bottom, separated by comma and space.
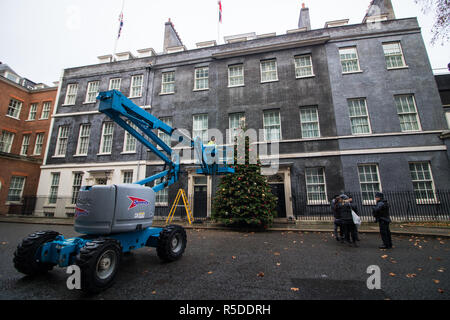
194, 186, 207, 218
270, 184, 286, 218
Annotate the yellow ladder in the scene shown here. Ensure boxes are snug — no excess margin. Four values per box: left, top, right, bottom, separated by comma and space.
166, 189, 194, 225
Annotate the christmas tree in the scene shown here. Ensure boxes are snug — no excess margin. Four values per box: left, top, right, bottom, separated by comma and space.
212, 133, 278, 229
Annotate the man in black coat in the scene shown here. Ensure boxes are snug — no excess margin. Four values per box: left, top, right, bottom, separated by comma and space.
331, 195, 343, 241
337, 194, 358, 247
372, 192, 392, 249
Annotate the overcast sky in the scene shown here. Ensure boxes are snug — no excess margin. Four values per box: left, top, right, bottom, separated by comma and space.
0, 0, 448, 85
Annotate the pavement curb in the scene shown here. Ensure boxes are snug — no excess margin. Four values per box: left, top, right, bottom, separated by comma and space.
1, 217, 449, 238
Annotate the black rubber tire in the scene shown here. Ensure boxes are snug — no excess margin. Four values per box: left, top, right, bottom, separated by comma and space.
13, 230, 60, 276
75, 238, 122, 293
157, 225, 187, 262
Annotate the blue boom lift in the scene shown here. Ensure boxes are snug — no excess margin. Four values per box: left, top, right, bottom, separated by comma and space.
13, 90, 234, 293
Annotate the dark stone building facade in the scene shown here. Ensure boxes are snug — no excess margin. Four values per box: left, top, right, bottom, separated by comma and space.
36, 0, 450, 219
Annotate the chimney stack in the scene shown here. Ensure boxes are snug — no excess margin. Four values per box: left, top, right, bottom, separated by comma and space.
163, 18, 184, 53
298, 3, 311, 30
363, 0, 396, 23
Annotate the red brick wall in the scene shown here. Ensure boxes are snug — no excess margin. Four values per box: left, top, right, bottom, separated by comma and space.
0, 78, 57, 215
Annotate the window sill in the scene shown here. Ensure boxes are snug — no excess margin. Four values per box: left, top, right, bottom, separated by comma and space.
25, 119, 36, 122
159, 92, 175, 96
82, 101, 97, 105
128, 96, 142, 99
43, 204, 56, 208
73, 154, 87, 157
121, 151, 137, 155
307, 201, 329, 206
97, 153, 112, 156
52, 155, 66, 158
387, 66, 408, 71
342, 70, 363, 75
61, 104, 75, 107
193, 88, 209, 92
296, 75, 315, 79
5, 201, 23, 205
261, 79, 279, 84
228, 84, 245, 88
5, 115, 20, 121
38, 118, 49, 121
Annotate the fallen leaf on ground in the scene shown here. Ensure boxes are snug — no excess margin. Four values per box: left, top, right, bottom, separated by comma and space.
438, 288, 444, 294
391, 260, 397, 264
437, 268, 445, 273
276, 263, 281, 266
152, 291, 156, 294
389, 272, 396, 277
274, 252, 280, 256
208, 271, 213, 274
381, 255, 388, 259
291, 288, 299, 292
439, 241, 445, 245
232, 256, 236, 260
257, 272, 265, 277
406, 273, 417, 278
1, 242, 7, 245
433, 279, 440, 284
417, 268, 423, 271
435, 257, 442, 261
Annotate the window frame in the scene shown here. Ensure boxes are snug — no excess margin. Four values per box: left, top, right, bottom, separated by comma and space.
64, 84, 78, 105
382, 41, 407, 70
299, 107, 321, 138
108, 78, 122, 91
130, 75, 144, 98
6, 98, 23, 119
339, 46, 362, 74
228, 113, 246, 144
33, 133, 44, 155
20, 134, 30, 156
228, 64, 245, 87
157, 117, 173, 149
194, 67, 209, 91
28, 103, 38, 120
347, 98, 372, 135
84, 81, 100, 104
294, 55, 314, 78
260, 59, 279, 83
0, 130, 15, 153
99, 122, 114, 155
48, 173, 60, 204
75, 124, 91, 156
409, 162, 438, 204
192, 114, 209, 144
305, 167, 328, 205
161, 71, 175, 94
394, 94, 422, 132
357, 164, 382, 205
40, 101, 51, 119
263, 110, 282, 141
122, 120, 137, 153
54, 126, 70, 157
71, 172, 84, 204
122, 170, 134, 184
7, 176, 26, 203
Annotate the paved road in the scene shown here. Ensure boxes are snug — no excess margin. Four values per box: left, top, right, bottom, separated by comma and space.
0, 223, 448, 300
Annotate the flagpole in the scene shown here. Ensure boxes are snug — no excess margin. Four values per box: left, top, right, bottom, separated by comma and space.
112, 0, 125, 62
217, 1, 222, 45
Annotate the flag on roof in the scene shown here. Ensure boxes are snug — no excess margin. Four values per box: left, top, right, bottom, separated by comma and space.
117, 11, 124, 39
218, 1, 222, 23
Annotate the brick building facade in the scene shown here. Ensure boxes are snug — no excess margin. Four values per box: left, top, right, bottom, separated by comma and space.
0, 63, 57, 215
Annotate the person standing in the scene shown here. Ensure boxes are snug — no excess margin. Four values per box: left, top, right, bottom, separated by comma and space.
331, 195, 343, 241
347, 194, 360, 242
372, 192, 392, 249
338, 194, 358, 247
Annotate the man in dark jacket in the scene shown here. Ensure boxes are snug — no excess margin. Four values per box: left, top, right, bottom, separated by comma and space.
337, 194, 358, 247
372, 192, 392, 249
348, 194, 360, 241
331, 195, 343, 241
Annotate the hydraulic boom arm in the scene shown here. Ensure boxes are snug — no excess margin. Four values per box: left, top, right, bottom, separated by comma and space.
97, 90, 234, 193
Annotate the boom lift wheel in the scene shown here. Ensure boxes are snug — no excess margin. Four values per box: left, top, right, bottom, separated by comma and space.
13, 231, 60, 276
75, 238, 122, 293
157, 225, 187, 262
